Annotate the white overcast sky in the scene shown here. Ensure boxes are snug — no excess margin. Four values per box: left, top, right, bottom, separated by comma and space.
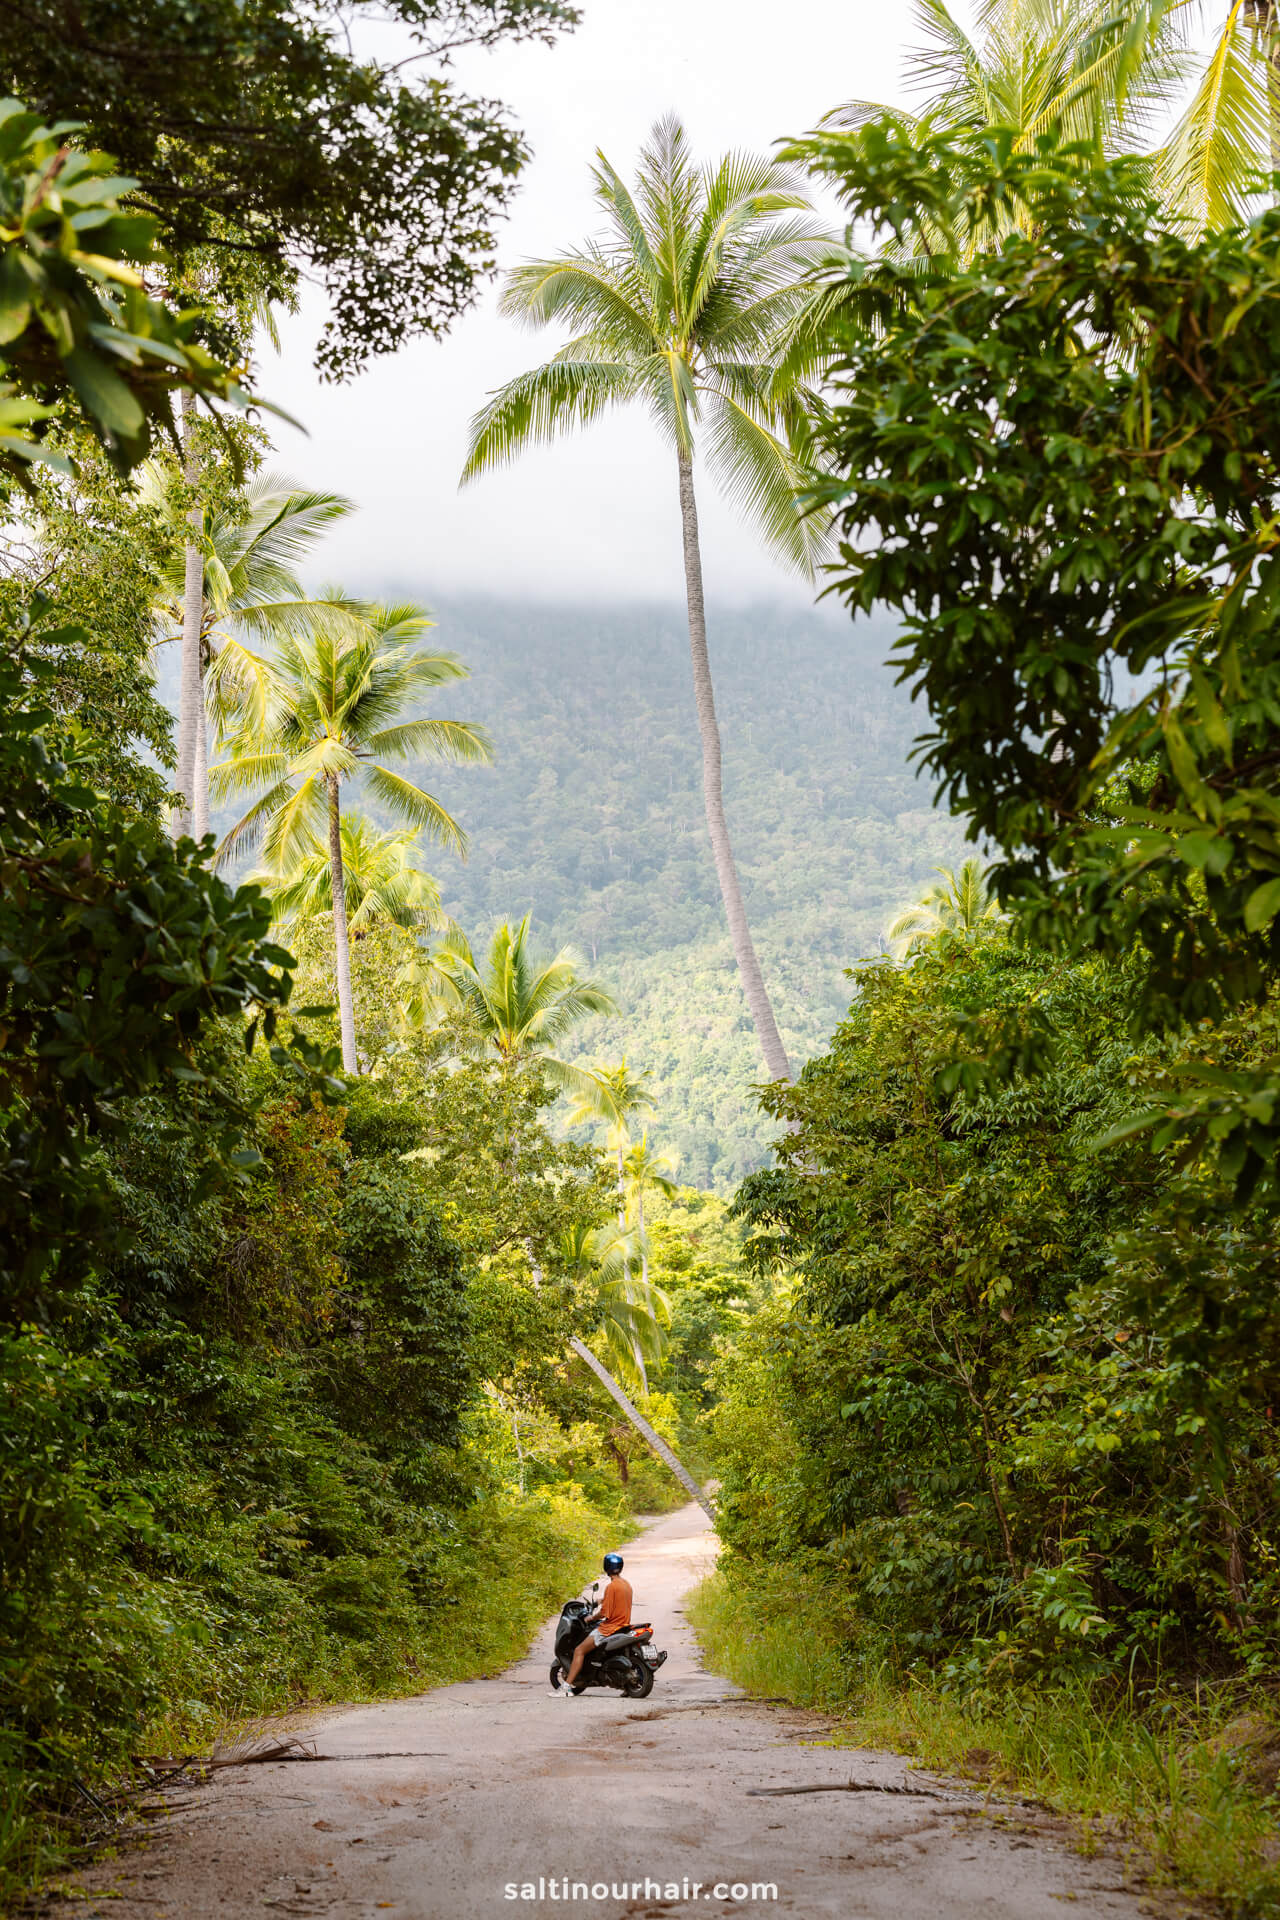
261, 0, 978, 607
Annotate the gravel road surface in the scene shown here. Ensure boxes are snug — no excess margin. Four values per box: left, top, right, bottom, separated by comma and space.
54, 1503, 1164, 1920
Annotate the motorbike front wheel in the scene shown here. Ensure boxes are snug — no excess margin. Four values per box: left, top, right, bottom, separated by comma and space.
549, 1662, 564, 1690
622, 1657, 654, 1699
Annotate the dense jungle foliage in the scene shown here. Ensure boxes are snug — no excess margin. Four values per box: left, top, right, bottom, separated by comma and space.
9, 2, 1280, 1910
695, 122, 1280, 1915
718, 934, 1279, 1676
171, 600, 969, 1186
0, 76, 747, 1903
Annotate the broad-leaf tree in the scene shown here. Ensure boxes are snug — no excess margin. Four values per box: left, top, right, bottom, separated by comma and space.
462, 115, 835, 1083
211, 601, 490, 1072
0, 100, 260, 485
806, 126, 1280, 1201
8, 0, 580, 380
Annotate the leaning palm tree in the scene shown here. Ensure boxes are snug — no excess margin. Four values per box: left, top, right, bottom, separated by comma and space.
148, 466, 356, 837
210, 601, 491, 1073
462, 115, 836, 1085
886, 858, 1006, 958
557, 1220, 709, 1513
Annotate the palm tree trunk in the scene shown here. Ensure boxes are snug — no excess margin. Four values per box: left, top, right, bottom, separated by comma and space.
569, 1335, 714, 1521
191, 675, 208, 841
326, 773, 359, 1074
172, 390, 203, 840
677, 450, 791, 1082
637, 1187, 648, 1287
633, 1186, 650, 1393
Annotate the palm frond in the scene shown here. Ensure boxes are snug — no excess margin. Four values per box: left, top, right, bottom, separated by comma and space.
363, 717, 493, 765
258, 774, 330, 871
700, 383, 832, 579
208, 746, 289, 799
259, 811, 444, 933
362, 765, 468, 855
636, 113, 701, 303
590, 150, 666, 311
497, 252, 656, 351
215, 775, 301, 866
683, 151, 811, 325
905, 0, 992, 116
1157, 0, 1273, 231
461, 358, 641, 482
540, 1054, 627, 1107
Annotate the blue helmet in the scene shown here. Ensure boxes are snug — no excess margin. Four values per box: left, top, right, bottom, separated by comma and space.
602, 1552, 624, 1576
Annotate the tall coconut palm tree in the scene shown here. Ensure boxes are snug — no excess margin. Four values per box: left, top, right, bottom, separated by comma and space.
461, 116, 836, 1085
210, 601, 491, 1073
622, 1132, 679, 1265
886, 858, 1006, 957
149, 467, 356, 837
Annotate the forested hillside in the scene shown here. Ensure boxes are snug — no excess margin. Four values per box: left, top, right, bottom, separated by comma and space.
387, 597, 970, 1184
13, 9, 1280, 1914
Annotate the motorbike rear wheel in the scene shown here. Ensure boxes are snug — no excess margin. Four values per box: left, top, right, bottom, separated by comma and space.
622, 1656, 654, 1699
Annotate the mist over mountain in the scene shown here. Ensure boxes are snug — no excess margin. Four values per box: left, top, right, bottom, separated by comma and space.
399, 596, 970, 1187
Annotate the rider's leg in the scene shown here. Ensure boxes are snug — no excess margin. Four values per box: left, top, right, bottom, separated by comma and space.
564, 1627, 600, 1689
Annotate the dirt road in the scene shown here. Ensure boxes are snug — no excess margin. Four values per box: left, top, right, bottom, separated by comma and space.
59, 1503, 1161, 1920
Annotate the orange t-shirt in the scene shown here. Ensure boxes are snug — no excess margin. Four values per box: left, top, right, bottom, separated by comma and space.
596, 1575, 632, 1636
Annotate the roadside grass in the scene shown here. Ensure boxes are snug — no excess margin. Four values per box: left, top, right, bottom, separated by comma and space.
688, 1565, 1280, 1919
1, 1485, 614, 1910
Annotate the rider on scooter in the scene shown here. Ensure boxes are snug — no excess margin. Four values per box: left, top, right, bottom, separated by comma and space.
561, 1553, 632, 1695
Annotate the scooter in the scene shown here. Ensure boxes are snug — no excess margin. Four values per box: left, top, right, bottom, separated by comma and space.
549, 1581, 668, 1698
